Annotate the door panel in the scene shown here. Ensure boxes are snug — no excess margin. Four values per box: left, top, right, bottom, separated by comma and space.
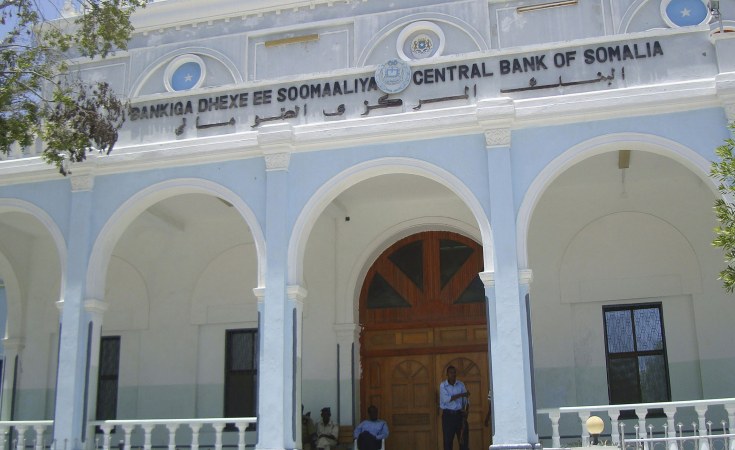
362, 352, 490, 450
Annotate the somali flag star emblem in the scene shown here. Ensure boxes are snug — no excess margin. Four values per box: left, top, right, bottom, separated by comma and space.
171, 61, 202, 91
664, 0, 708, 27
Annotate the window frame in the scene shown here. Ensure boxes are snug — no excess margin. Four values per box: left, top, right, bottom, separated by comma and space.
602, 302, 672, 406
95, 335, 121, 420
224, 328, 258, 420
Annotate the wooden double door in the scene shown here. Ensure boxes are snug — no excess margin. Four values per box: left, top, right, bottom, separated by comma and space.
359, 231, 491, 450
362, 349, 490, 450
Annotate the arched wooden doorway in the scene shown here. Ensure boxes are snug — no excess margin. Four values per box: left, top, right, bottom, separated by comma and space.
359, 231, 490, 450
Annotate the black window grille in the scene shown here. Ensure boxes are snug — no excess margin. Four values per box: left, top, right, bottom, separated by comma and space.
225, 329, 258, 419
96, 336, 121, 420
603, 303, 671, 407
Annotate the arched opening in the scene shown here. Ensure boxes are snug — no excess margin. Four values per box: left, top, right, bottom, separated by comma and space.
359, 231, 490, 450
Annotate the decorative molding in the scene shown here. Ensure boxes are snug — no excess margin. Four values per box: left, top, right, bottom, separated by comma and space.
55, 299, 64, 313
287, 284, 308, 304
84, 298, 109, 318
252, 287, 266, 304
484, 128, 512, 148
519, 269, 533, 285
479, 271, 495, 287
70, 172, 95, 192
264, 152, 291, 171
1, 337, 24, 353
334, 323, 358, 343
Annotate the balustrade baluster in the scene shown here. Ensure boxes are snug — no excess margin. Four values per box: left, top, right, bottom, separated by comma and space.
33, 425, 45, 450
610, 409, 621, 445
0, 425, 8, 450
234, 422, 247, 450
635, 408, 648, 450
121, 424, 135, 450
578, 411, 591, 447
15, 425, 27, 450
696, 405, 710, 450
142, 424, 155, 450
549, 411, 561, 448
725, 404, 735, 450
100, 424, 114, 450
190, 423, 202, 450
212, 422, 225, 450
166, 424, 178, 450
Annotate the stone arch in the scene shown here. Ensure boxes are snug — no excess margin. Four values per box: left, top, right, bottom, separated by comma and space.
86, 178, 265, 301
0, 199, 66, 338
516, 132, 717, 269
288, 157, 493, 288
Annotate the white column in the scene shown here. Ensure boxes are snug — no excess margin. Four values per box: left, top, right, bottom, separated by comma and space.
335, 323, 357, 428
485, 128, 540, 449
256, 134, 294, 450
54, 170, 96, 450
0, 338, 23, 420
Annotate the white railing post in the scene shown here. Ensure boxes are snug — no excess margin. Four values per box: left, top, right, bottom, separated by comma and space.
578, 411, 591, 447
190, 423, 202, 450
549, 410, 561, 448
212, 422, 225, 450
121, 424, 135, 450
165, 424, 177, 450
635, 408, 648, 450
33, 424, 46, 450
235, 422, 247, 450
15, 425, 27, 450
0, 426, 7, 450
725, 403, 735, 450
100, 424, 114, 450
696, 405, 710, 450
142, 424, 154, 450
609, 408, 621, 445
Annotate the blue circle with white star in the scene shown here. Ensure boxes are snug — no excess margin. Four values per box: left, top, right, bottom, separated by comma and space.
164, 55, 206, 92
661, 0, 709, 27
171, 62, 201, 91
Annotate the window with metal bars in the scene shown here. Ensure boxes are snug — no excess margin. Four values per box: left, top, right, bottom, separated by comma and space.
96, 336, 120, 420
603, 303, 671, 406
224, 329, 258, 419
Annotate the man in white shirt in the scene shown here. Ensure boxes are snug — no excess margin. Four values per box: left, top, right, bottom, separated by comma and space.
316, 407, 339, 450
439, 365, 469, 450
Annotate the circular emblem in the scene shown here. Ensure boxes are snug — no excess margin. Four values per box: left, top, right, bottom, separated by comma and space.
374, 59, 412, 94
660, 0, 709, 27
164, 54, 206, 92
411, 34, 434, 57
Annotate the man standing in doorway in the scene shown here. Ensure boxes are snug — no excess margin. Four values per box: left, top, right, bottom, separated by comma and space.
439, 365, 470, 450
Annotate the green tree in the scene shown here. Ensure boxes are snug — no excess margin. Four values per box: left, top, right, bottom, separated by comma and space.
711, 124, 735, 292
1, 0, 145, 174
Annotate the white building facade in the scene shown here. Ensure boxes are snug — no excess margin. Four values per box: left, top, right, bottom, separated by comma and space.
1, 1, 735, 450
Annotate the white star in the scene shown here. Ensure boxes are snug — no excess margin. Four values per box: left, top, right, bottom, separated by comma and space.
680, 7, 691, 17
184, 73, 193, 82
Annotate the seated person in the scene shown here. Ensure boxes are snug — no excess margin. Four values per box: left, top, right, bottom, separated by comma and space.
353, 405, 389, 450
302, 405, 317, 450
316, 407, 339, 450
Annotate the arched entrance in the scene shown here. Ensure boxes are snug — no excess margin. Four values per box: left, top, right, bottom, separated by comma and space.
359, 231, 490, 450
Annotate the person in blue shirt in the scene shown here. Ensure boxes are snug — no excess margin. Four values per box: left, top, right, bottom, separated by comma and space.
353, 405, 388, 450
439, 365, 470, 450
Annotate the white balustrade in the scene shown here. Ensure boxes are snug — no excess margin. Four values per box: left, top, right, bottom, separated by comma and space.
537, 398, 735, 449
86, 417, 257, 450
0, 421, 54, 450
